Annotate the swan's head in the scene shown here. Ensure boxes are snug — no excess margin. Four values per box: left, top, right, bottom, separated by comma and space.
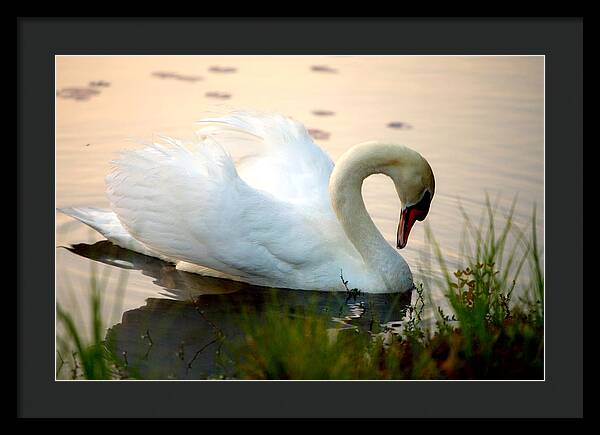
379, 144, 435, 249
330, 141, 435, 250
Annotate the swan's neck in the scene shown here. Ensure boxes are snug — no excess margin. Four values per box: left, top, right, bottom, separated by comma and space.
329, 142, 413, 292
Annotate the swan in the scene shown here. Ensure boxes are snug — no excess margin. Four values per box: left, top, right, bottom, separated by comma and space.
60, 111, 435, 293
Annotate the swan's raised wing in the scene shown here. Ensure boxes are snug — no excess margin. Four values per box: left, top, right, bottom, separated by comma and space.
196, 111, 334, 211
106, 138, 340, 287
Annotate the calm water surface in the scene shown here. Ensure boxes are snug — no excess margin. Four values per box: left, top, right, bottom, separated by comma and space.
55, 56, 544, 379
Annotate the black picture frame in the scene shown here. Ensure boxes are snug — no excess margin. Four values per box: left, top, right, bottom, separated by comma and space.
17, 17, 583, 418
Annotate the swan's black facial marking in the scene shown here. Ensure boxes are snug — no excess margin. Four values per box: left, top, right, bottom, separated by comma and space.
397, 190, 432, 249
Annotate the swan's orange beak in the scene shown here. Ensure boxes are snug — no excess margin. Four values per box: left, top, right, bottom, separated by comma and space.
397, 191, 432, 249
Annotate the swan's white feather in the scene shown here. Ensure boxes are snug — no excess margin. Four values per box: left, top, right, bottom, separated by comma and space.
103, 114, 367, 291
196, 111, 335, 210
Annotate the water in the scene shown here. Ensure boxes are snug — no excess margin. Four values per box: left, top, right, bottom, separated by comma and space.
55, 55, 544, 379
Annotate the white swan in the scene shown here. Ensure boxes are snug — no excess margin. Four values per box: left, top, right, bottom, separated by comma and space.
60, 111, 435, 293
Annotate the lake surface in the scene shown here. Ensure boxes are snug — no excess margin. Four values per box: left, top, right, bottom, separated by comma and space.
55, 56, 544, 379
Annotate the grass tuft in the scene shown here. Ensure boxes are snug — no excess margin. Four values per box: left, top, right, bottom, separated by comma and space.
56, 263, 132, 380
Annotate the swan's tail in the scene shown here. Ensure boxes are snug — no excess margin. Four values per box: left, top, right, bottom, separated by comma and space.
58, 207, 166, 259
59, 207, 120, 238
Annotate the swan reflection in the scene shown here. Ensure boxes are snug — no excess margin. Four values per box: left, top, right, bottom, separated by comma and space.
66, 241, 412, 379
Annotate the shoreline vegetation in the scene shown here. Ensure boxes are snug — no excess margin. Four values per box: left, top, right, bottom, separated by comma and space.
56, 198, 543, 380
